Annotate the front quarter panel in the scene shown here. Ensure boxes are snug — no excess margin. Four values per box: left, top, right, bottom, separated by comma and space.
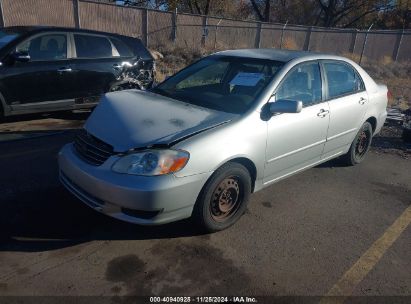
173, 111, 267, 190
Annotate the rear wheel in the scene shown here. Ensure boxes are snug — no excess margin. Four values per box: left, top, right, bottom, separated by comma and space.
192, 163, 251, 232
342, 121, 373, 166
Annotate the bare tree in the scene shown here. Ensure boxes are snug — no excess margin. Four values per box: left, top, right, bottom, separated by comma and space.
95, 0, 409, 30
165, 0, 213, 15
249, 0, 271, 22
316, 0, 395, 28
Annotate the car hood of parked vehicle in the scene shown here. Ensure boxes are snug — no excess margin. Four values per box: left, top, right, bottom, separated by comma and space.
84, 90, 237, 152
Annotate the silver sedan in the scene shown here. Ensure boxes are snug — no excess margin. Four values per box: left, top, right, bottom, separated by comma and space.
58, 49, 388, 231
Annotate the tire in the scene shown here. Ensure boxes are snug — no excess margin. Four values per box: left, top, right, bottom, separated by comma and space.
0, 104, 4, 123
402, 127, 411, 143
192, 162, 252, 232
342, 121, 373, 166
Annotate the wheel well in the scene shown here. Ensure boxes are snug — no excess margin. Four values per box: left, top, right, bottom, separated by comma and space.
228, 157, 257, 192
0, 91, 7, 118
366, 116, 377, 133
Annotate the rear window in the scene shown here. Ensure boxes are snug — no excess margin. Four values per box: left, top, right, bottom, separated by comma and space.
110, 37, 133, 57
123, 37, 152, 59
74, 34, 114, 58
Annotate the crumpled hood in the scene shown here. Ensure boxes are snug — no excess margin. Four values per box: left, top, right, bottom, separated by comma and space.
85, 90, 236, 152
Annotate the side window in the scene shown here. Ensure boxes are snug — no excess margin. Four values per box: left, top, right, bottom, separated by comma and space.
110, 37, 133, 57
276, 62, 322, 107
74, 34, 114, 59
16, 34, 67, 61
324, 62, 364, 99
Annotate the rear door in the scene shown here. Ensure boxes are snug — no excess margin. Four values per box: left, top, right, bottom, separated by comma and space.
70, 33, 131, 100
321, 60, 368, 159
2, 32, 74, 104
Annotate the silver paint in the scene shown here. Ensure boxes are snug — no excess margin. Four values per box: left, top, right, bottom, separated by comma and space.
59, 49, 388, 225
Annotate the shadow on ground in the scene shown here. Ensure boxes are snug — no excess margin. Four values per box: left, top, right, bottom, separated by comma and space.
0, 185, 200, 253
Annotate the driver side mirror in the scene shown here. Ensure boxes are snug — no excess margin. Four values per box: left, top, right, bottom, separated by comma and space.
11, 51, 30, 63
269, 98, 303, 114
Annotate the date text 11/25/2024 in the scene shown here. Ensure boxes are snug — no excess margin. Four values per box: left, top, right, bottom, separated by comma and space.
149, 296, 258, 303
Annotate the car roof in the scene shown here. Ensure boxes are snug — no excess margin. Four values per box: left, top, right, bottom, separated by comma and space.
2, 26, 138, 40
213, 48, 342, 63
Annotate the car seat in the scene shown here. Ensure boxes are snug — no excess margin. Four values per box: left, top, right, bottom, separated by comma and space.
46, 38, 59, 60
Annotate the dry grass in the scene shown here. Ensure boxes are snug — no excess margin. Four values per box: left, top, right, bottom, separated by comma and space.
282, 37, 299, 50
380, 55, 394, 66
362, 60, 411, 110
151, 44, 213, 82
341, 52, 362, 63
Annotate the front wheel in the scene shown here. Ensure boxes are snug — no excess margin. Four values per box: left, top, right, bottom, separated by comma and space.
342, 121, 373, 166
192, 163, 251, 232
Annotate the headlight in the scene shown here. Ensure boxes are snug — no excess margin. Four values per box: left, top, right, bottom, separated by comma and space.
112, 149, 189, 176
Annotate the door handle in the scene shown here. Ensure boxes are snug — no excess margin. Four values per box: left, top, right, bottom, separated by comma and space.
57, 67, 72, 73
317, 109, 329, 118
359, 97, 367, 105
112, 64, 122, 70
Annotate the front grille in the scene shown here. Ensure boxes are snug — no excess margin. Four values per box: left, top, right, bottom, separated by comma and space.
73, 129, 114, 166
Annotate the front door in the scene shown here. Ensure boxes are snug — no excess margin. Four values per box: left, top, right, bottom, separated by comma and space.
264, 61, 330, 185
2, 32, 74, 105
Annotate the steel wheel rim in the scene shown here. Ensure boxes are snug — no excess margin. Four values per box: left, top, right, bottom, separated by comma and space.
355, 130, 370, 158
210, 176, 242, 222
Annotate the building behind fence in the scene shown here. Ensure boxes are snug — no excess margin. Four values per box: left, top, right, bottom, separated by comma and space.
0, 0, 410, 63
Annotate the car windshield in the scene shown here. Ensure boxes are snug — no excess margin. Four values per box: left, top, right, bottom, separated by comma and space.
152, 56, 284, 114
0, 30, 20, 48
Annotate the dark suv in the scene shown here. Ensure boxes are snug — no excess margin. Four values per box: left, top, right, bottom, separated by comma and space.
0, 26, 155, 118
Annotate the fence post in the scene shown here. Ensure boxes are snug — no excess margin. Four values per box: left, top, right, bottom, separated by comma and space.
393, 28, 404, 62
359, 23, 373, 65
303, 26, 312, 51
255, 22, 262, 48
214, 19, 222, 50
201, 15, 208, 47
172, 8, 177, 43
142, 9, 148, 47
0, 0, 5, 27
349, 29, 358, 54
72, 0, 80, 28
279, 20, 288, 49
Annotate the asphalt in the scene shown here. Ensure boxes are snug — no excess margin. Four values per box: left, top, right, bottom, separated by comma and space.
0, 113, 410, 302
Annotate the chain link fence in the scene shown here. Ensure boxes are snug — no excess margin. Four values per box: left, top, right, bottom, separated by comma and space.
0, 0, 410, 63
